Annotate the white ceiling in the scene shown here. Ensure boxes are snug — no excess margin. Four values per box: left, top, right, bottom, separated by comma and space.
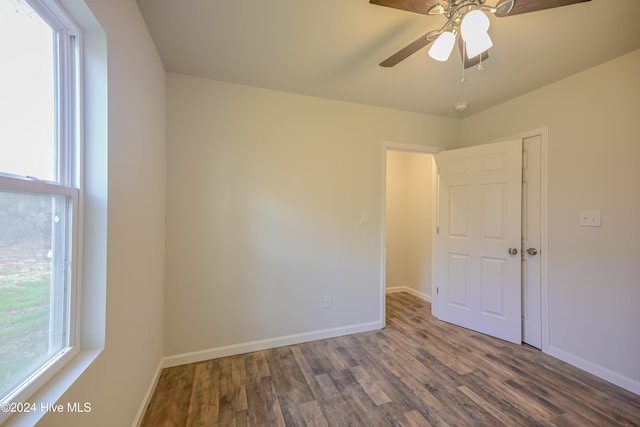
136, 0, 640, 118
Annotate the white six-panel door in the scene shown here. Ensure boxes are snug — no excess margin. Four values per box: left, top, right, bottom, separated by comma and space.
436, 140, 523, 344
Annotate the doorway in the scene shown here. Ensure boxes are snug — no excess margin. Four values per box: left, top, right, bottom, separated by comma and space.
380, 142, 442, 324
381, 129, 548, 350
385, 150, 436, 300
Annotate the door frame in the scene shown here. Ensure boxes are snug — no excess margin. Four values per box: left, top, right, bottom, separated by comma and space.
501, 127, 549, 351
380, 142, 442, 327
379, 127, 549, 351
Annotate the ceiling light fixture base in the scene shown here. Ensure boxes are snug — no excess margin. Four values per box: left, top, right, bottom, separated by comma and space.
454, 101, 469, 112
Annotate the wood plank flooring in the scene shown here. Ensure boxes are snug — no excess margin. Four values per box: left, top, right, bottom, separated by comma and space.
141, 293, 640, 426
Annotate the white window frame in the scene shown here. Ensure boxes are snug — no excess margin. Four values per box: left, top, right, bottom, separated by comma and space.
0, 0, 83, 420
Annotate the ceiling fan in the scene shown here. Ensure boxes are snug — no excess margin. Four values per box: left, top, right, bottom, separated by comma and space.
371, 0, 591, 69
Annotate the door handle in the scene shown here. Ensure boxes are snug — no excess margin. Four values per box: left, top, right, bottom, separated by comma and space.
508, 248, 518, 255
526, 247, 538, 256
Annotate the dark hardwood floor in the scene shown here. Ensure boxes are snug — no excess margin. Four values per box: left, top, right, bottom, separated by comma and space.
141, 292, 640, 426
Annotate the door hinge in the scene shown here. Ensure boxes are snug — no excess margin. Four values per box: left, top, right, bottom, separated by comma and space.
437, 287, 439, 295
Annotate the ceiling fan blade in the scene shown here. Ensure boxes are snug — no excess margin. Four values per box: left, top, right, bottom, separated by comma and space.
369, 0, 445, 15
494, 0, 515, 15
495, 0, 591, 17
457, 37, 489, 69
379, 30, 439, 67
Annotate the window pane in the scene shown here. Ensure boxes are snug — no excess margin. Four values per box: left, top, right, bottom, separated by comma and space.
0, 0, 56, 181
0, 190, 70, 400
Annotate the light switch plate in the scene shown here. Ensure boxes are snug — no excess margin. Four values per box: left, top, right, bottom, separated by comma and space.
323, 294, 333, 309
579, 210, 601, 227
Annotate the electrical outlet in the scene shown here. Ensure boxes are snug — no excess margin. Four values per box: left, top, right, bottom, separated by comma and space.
579, 210, 601, 227
149, 333, 157, 353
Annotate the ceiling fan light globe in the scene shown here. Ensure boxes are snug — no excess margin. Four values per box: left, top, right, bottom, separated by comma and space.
465, 31, 493, 59
460, 9, 490, 42
428, 31, 456, 61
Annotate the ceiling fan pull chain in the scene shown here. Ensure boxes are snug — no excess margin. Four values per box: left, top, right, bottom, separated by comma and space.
478, 51, 484, 71
460, 41, 466, 84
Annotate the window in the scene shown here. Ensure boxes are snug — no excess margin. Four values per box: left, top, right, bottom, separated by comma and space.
0, 0, 81, 413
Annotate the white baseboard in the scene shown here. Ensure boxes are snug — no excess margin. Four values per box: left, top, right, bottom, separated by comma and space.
386, 287, 639, 397
386, 285, 431, 303
132, 358, 164, 427
132, 321, 383, 424
547, 345, 640, 396
161, 320, 384, 369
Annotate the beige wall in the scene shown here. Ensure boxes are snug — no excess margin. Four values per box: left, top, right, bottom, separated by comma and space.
386, 151, 434, 298
386, 151, 408, 288
33, 0, 167, 425
164, 73, 458, 358
461, 49, 640, 391
166, 48, 640, 397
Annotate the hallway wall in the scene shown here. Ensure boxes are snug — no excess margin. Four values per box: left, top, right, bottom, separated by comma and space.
386, 151, 434, 299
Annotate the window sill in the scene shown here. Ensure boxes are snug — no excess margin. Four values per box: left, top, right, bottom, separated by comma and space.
3, 348, 103, 427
